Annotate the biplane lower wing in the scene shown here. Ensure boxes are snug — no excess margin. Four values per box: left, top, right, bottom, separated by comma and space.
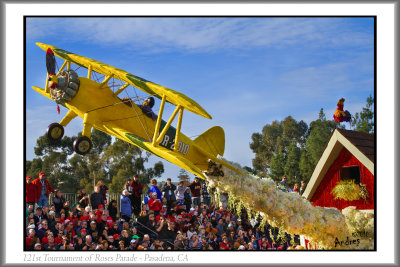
125, 133, 207, 179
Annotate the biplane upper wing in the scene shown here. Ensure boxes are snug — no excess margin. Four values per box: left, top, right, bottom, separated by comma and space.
36, 42, 212, 119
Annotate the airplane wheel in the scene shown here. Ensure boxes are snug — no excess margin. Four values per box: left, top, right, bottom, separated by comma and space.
73, 136, 92, 155
46, 123, 64, 141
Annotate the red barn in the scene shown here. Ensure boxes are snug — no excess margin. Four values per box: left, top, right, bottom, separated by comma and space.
303, 129, 374, 210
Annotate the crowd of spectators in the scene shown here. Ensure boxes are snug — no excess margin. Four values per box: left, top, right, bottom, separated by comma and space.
25, 173, 306, 251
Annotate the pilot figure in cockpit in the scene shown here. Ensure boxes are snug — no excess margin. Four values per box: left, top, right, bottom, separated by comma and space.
138, 97, 157, 120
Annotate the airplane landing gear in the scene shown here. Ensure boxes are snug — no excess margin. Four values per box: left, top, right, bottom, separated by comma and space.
46, 123, 64, 141
73, 136, 92, 155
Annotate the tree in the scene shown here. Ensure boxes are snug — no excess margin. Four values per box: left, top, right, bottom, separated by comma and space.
305, 109, 337, 165
250, 116, 308, 178
26, 158, 44, 179
351, 95, 374, 133
109, 169, 130, 193
298, 149, 314, 182
27, 134, 75, 191
177, 169, 191, 186
284, 140, 301, 184
103, 139, 164, 192
269, 149, 285, 180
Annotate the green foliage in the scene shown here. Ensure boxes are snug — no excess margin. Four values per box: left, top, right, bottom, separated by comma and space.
109, 169, 130, 193
284, 140, 301, 183
177, 169, 191, 185
26, 158, 43, 179
269, 149, 285, 180
351, 95, 374, 133
250, 116, 308, 179
250, 109, 345, 185
305, 109, 337, 166
299, 149, 314, 181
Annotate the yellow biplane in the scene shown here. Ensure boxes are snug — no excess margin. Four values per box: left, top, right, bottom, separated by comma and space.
32, 43, 240, 179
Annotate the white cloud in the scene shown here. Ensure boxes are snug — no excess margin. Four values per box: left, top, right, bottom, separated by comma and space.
26, 17, 373, 54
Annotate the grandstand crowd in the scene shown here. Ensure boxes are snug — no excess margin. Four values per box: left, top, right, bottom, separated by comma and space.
25, 172, 307, 251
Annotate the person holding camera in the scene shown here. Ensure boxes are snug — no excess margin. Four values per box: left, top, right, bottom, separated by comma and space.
148, 192, 162, 216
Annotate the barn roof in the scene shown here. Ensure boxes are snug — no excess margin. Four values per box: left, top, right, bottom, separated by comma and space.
335, 129, 375, 163
302, 129, 375, 200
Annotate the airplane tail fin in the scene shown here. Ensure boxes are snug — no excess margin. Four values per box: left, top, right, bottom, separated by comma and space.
193, 126, 225, 158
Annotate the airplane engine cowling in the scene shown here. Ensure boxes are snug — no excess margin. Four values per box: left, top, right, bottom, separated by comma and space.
50, 69, 80, 104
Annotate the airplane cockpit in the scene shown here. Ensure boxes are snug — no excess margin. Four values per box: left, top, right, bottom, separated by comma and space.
121, 96, 157, 120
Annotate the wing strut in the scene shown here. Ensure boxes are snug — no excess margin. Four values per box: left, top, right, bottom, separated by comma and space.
152, 94, 166, 146
57, 60, 68, 76
155, 104, 181, 145
114, 82, 129, 96
174, 107, 184, 152
87, 65, 92, 79
99, 74, 113, 88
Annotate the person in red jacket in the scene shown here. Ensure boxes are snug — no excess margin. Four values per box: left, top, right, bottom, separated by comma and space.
148, 192, 162, 216
32, 172, 55, 208
129, 175, 143, 217
26, 177, 37, 207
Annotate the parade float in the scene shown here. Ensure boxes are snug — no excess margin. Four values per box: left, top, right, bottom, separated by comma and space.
33, 43, 375, 250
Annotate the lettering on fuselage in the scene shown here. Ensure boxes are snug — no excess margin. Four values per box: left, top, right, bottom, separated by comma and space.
159, 135, 190, 155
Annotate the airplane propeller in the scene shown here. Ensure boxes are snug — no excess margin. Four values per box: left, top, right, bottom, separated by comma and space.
46, 48, 58, 89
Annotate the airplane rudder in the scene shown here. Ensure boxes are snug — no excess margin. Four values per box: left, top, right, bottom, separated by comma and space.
193, 126, 225, 157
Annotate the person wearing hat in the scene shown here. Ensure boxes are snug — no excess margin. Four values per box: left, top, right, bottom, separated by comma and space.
128, 174, 143, 217
120, 189, 132, 222
112, 234, 121, 249
88, 220, 98, 236
155, 208, 167, 223
128, 238, 138, 250
148, 192, 162, 216
32, 172, 55, 208
25, 177, 37, 209
138, 96, 157, 120
34, 243, 42, 251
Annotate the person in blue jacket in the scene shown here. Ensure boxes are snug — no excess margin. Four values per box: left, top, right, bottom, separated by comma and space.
147, 179, 162, 201
120, 189, 132, 223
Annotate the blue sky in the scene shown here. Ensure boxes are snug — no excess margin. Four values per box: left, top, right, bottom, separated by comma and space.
26, 17, 374, 182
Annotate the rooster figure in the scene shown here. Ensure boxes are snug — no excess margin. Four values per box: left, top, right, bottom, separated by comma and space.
333, 98, 352, 123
